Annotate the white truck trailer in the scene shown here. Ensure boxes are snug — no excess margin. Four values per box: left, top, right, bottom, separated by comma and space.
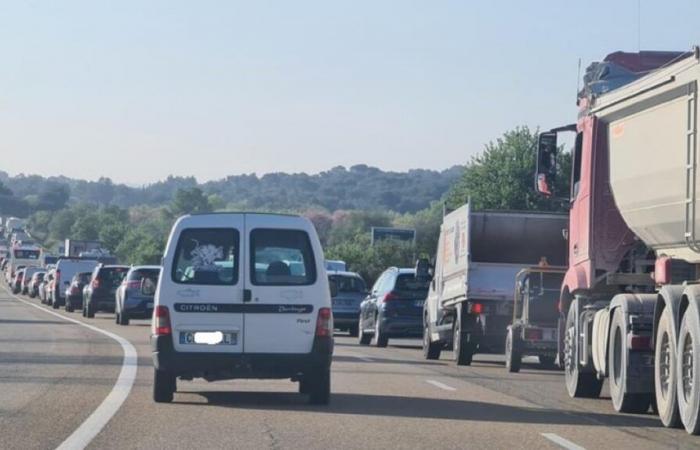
422, 204, 568, 365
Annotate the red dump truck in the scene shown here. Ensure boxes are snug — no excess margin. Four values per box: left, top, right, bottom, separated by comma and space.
537, 47, 700, 434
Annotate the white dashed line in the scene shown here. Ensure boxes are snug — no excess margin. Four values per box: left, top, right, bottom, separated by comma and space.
425, 379, 457, 391
353, 354, 374, 362
7, 289, 137, 450
541, 433, 586, 450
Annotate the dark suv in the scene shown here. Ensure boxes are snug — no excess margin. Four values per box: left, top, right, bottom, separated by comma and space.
358, 267, 429, 347
83, 265, 130, 318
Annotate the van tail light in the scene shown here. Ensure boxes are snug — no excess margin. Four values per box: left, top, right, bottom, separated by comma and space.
154, 306, 172, 336
469, 302, 484, 314
315, 307, 333, 337
92, 278, 100, 289
524, 328, 543, 341
382, 291, 399, 303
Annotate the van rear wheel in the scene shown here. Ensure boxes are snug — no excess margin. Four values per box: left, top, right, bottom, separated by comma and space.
307, 367, 331, 405
153, 369, 176, 403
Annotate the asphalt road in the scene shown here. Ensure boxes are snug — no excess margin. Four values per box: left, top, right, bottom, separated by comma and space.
1, 284, 698, 450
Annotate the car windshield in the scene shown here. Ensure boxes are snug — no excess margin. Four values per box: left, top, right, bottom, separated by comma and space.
329, 275, 366, 293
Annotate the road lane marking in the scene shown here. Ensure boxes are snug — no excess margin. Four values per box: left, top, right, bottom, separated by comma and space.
541, 433, 586, 450
6, 290, 137, 450
425, 379, 457, 391
353, 354, 374, 362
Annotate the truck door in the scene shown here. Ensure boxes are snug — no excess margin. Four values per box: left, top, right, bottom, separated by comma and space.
244, 216, 319, 354
169, 222, 245, 354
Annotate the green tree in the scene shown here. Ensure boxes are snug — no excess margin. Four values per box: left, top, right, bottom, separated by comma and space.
447, 126, 571, 212
167, 187, 212, 218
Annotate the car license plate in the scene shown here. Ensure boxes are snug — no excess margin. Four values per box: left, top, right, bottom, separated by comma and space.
179, 331, 237, 345
414, 300, 424, 307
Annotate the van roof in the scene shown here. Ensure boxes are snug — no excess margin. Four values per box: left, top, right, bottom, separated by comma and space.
185, 211, 300, 218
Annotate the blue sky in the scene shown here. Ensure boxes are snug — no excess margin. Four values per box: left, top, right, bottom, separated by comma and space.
1, 0, 699, 184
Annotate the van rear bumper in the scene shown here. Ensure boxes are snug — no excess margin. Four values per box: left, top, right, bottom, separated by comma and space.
151, 335, 333, 380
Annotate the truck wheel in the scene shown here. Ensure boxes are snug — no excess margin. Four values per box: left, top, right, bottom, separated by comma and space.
153, 369, 176, 403
358, 316, 371, 345
505, 329, 521, 373
677, 310, 700, 434
453, 309, 473, 366
608, 308, 651, 413
564, 299, 602, 398
307, 367, 331, 405
423, 318, 441, 360
655, 306, 682, 428
373, 316, 388, 348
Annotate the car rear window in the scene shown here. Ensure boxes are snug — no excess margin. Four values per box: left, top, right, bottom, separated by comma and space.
14, 249, 40, 259
251, 229, 316, 286
129, 268, 160, 281
172, 228, 239, 285
329, 275, 366, 293
78, 272, 92, 284
99, 267, 130, 288
395, 274, 430, 292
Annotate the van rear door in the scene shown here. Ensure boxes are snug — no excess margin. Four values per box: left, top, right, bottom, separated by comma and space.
244, 215, 320, 354
167, 219, 245, 354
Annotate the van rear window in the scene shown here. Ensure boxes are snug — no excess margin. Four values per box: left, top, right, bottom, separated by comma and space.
172, 228, 239, 285
251, 229, 316, 286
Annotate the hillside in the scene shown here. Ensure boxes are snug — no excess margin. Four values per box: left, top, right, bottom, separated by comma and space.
0, 165, 463, 215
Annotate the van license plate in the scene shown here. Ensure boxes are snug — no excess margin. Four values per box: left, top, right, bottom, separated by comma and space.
179, 331, 237, 345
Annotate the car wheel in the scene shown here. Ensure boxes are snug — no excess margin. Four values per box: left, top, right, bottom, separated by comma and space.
86, 301, 95, 318
358, 316, 371, 346
348, 323, 359, 338
119, 311, 130, 326
373, 315, 388, 348
65, 298, 74, 313
307, 367, 331, 405
52, 299, 60, 310
153, 369, 176, 403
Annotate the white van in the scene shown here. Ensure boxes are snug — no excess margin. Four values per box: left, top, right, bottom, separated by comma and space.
152, 213, 334, 404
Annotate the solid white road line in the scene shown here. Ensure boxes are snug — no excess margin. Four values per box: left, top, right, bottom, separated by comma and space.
425, 379, 457, 391
541, 433, 586, 450
6, 291, 137, 450
352, 354, 374, 362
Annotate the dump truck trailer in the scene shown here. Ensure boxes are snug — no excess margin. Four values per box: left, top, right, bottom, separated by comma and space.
422, 204, 567, 365
536, 47, 700, 434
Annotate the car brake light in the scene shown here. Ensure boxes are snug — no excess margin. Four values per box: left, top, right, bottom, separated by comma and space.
470, 302, 484, 314
154, 306, 171, 336
382, 291, 399, 302
524, 328, 543, 341
315, 307, 333, 337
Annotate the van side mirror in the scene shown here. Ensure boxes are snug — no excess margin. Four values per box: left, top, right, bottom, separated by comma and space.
535, 132, 558, 197
329, 279, 338, 298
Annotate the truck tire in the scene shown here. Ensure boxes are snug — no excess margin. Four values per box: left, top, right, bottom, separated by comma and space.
423, 318, 441, 360
373, 315, 388, 348
153, 369, 176, 403
655, 306, 682, 428
358, 316, 371, 345
677, 310, 700, 434
564, 299, 603, 398
608, 308, 651, 413
307, 367, 331, 405
453, 307, 473, 366
505, 329, 521, 373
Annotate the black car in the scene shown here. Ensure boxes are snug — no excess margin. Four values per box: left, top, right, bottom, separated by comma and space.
83, 265, 129, 318
115, 265, 160, 325
65, 271, 93, 312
